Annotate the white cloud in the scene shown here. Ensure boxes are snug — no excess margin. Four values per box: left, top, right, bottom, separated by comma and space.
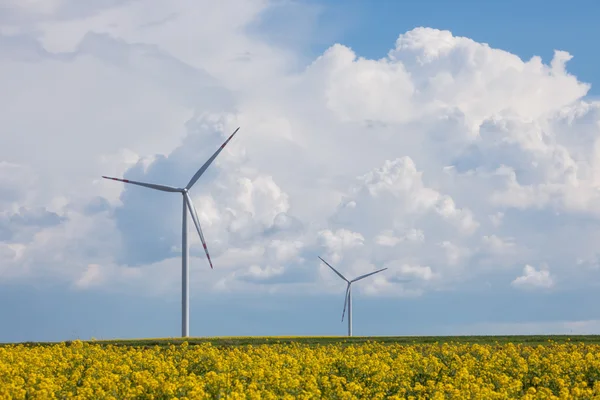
266, 240, 303, 263
1, 0, 65, 20
389, 28, 589, 124
74, 264, 105, 289
314, 44, 415, 124
330, 157, 478, 244
2, 3, 600, 301
439, 241, 471, 267
489, 212, 504, 227
317, 229, 364, 264
385, 262, 437, 282
374, 228, 425, 247
481, 235, 516, 254
511, 264, 555, 289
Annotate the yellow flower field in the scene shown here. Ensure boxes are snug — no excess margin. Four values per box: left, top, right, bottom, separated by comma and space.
2, 340, 600, 399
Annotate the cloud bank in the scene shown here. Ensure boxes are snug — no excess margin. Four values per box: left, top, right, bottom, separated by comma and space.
2, 1, 600, 310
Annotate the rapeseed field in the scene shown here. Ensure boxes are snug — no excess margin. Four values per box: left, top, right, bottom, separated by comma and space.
2, 340, 600, 399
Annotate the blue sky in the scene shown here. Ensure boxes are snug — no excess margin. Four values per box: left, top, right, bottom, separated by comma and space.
1, 0, 600, 342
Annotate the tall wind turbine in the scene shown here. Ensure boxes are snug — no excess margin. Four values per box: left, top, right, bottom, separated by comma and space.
318, 256, 387, 337
103, 127, 240, 338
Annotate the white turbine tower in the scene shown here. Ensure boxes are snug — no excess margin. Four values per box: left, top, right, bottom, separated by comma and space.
103, 127, 240, 338
318, 256, 387, 337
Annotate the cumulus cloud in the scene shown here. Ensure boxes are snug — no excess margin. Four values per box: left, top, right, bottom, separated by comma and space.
481, 235, 516, 254
330, 157, 478, 243
383, 261, 437, 283
2, 2, 600, 302
0, 207, 66, 242
317, 229, 364, 264
374, 228, 424, 247
511, 265, 555, 289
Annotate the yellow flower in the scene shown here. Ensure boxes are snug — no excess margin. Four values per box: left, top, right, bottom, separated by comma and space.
1, 339, 600, 398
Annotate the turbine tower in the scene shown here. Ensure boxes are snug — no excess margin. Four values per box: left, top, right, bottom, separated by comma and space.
318, 256, 387, 337
103, 127, 240, 338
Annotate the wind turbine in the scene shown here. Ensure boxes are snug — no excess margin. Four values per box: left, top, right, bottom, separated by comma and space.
102, 127, 240, 338
318, 256, 387, 337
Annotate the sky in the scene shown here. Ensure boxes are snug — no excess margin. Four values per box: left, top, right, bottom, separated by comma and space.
1, 0, 600, 342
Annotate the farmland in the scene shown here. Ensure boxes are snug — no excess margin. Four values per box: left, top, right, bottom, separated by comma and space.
2, 336, 600, 399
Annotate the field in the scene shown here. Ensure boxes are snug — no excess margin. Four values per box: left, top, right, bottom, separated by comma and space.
10, 334, 600, 347
2, 336, 600, 399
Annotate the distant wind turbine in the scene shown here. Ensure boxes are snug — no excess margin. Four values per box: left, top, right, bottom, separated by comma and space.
318, 256, 387, 337
103, 127, 240, 338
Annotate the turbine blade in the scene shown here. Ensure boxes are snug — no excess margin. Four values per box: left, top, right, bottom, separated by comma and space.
341, 283, 350, 322
184, 192, 213, 269
351, 267, 388, 283
102, 176, 180, 193
318, 256, 349, 282
185, 127, 240, 190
